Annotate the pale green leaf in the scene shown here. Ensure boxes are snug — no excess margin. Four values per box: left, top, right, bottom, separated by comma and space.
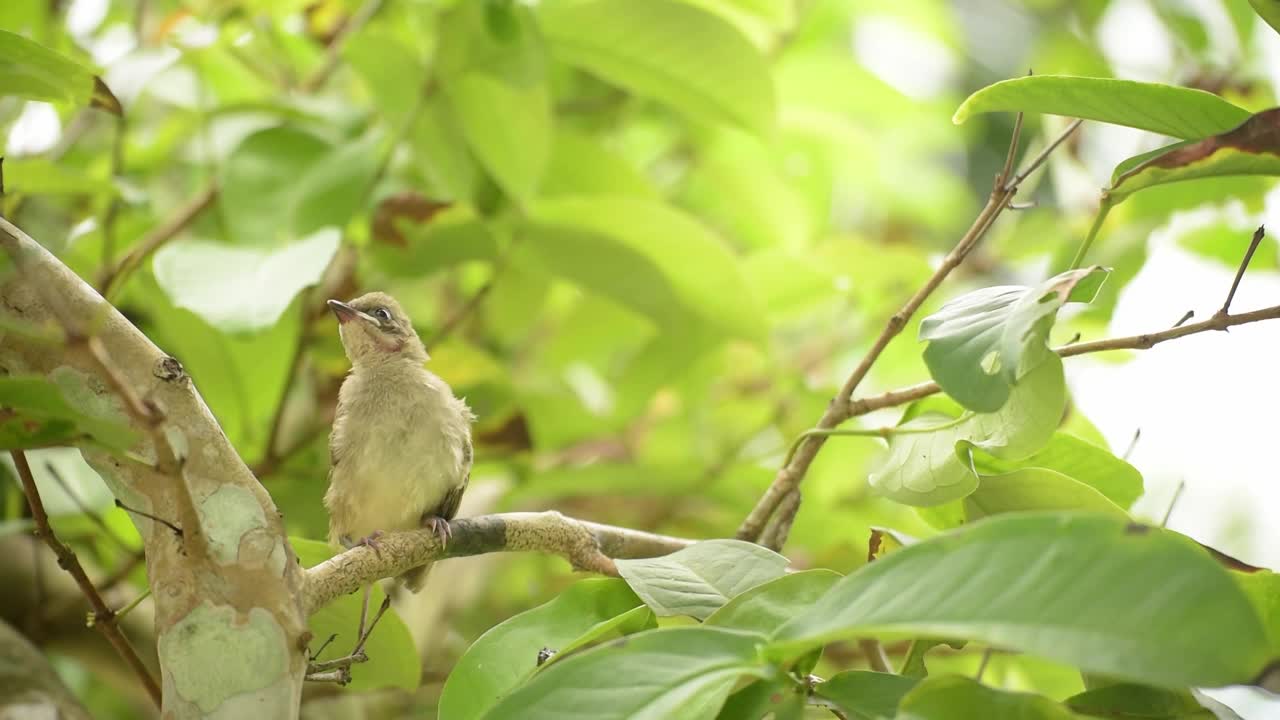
524, 195, 765, 340
615, 540, 788, 620
538, 0, 775, 135
482, 627, 768, 720
869, 358, 1066, 506
441, 578, 651, 720
438, 1, 551, 203
954, 76, 1249, 139
0, 30, 119, 113
816, 671, 919, 720
896, 675, 1082, 720
920, 267, 1108, 413
705, 569, 841, 635
152, 229, 340, 332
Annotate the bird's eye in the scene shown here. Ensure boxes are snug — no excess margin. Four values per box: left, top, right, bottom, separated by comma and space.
371, 307, 392, 323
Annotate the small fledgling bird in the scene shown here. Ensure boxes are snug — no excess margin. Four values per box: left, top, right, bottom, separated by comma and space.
325, 292, 474, 593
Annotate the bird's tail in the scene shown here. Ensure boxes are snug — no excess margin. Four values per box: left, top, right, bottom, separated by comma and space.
398, 561, 435, 594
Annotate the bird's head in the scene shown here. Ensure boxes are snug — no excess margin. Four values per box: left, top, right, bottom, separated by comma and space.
327, 292, 428, 367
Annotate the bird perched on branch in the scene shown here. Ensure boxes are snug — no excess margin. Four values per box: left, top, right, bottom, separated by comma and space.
324, 292, 474, 595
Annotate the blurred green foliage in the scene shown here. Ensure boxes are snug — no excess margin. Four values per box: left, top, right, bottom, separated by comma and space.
4, 0, 1280, 717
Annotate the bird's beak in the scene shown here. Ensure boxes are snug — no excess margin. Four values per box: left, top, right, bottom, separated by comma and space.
327, 299, 359, 325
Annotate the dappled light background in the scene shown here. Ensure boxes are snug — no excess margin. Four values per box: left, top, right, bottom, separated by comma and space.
3, 0, 1280, 717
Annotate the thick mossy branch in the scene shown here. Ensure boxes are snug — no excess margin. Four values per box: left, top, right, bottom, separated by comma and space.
302, 512, 694, 614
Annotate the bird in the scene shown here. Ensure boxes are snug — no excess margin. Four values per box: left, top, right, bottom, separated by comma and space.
324, 291, 474, 596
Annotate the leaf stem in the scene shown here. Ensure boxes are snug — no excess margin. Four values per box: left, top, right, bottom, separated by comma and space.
1067, 196, 1113, 270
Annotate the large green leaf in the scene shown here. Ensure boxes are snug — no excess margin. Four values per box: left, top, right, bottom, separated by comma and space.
869, 358, 1066, 506
538, 0, 775, 135
1251, 1, 1280, 37
919, 267, 1108, 413
523, 195, 765, 340
219, 127, 381, 244
770, 512, 1274, 689
0, 30, 120, 113
896, 675, 1081, 720
1065, 683, 1224, 720
1107, 108, 1280, 204
152, 228, 339, 332
482, 627, 768, 720
291, 538, 420, 692
0, 376, 137, 451
705, 569, 841, 635
815, 671, 920, 720
962, 468, 1129, 521
975, 432, 1143, 510
440, 578, 652, 720
715, 674, 805, 720
438, 1, 551, 203
615, 539, 788, 620
953, 76, 1249, 139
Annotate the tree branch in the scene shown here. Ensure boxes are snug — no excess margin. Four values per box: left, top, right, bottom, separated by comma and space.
98, 183, 218, 299
303, 512, 694, 614
838, 302, 1280, 420
9, 450, 161, 707
736, 117, 1083, 543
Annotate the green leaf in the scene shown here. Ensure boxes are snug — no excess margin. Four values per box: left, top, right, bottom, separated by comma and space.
770, 512, 1274, 689
953, 76, 1250, 139
716, 674, 804, 720
2, 158, 113, 196
963, 468, 1129, 521
441, 578, 651, 720
538, 0, 775, 135
615, 539, 788, 620
1107, 109, 1280, 204
815, 671, 920, 720
438, 1, 551, 203
291, 538, 420, 692
975, 432, 1144, 510
219, 127, 380, 245
0, 376, 137, 451
152, 228, 339, 333
1065, 683, 1222, 719
523, 195, 765, 340
368, 207, 500, 278
896, 675, 1081, 720
920, 267, 1108, 413
1237, 571, 1280, 654
542, 129, 656, 198
482, 626, 768, 720
869, 358, 1066, 506
1250, 1, 1280, 37
0, 30, 120, 113
705, 569, 841, 635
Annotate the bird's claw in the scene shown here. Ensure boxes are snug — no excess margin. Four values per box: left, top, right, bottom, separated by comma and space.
354, 531, 384, 557
423, 516, 452, 548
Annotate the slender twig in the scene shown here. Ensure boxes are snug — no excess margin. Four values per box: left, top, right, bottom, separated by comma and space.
842, 301, 1280, 420
43, 462, 132, 551
1173, 310, 1194, 328
10, 451, 161, 707
857, 638, 892, 673
108, 588, 151, 623
1067, 196, 1114, 270
1121, 428, 1141, 462
98, 113, 128, 289
100, 184, 219, 299
115, 499, 183, 539
735, 117, 1084, 544
975, 647, 994, 681
301, 0, 387, 92
1218, 225, 1265, 317
425, 275, 500, 351
1160, 480, 1186, 528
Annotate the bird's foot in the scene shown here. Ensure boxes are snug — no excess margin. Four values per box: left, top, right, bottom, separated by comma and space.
422, 515, 452, 548
354, 530, 384, 557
